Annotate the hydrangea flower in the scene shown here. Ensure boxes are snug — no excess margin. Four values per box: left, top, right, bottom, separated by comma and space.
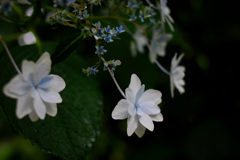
112, 74, 163, 138
18, 31, 36, 46
170, 53, 185, 97
130, 29, 147, 57
3, 52, 66, 122
149, 29, 172, 62
158, 0, 174, 31
95, 45, 107, 55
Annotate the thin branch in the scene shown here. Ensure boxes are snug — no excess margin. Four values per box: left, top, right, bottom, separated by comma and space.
101, 56, 126, 99
0, 36, 22, 75
154, 59, 171, 76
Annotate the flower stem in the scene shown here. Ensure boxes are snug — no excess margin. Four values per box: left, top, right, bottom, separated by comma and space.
154, 59, 171, 76
101, 56, 126, 99
0, 36, 22, 75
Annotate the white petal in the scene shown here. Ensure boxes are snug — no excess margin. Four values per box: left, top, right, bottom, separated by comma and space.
38, 76, 54, 89
139, 102, 160, 115
36, 52, 51, 80
45, 102, 57, 117
3, 75, 30, 98
149, 49, 157, 63
33, 89, 46, 119
137, 109, 154, 131
151, 113, 163, 122
28, 110, 39, 122
174, 81, 185, 94
135, 85, 145, 103
130, 41, 137, 57
38, 88, 62, 103
138, 89, 162, 105
135, 122, 146, 138
18, 31, 36, 46
112, 99, 129, 120
128, 102, 136, 116
22, 60, 35, 81
125, 88, 135, 104
127, 114, 138, 136
16, 94, 33, 119
49, 74, 66, 92
128, 74, 141, 96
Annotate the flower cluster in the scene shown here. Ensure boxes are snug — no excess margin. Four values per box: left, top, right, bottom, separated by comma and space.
91, 22, 125, 42
1, 0, 186, 140
3, 52, 66, 122
127, 0, 155, 22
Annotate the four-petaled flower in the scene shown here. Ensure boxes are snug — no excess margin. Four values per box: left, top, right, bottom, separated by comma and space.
170, 53, 185, 97
95, 45, 107, 55
149, 29, 172, 62
112, 74, 163, 138
3, 52, 66, 122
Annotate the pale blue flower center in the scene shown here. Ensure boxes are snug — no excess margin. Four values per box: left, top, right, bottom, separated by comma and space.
29, 74, 53, 89
135, 104, 140, 111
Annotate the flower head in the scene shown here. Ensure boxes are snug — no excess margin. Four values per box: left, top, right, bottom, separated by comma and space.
112, 74, 163, 138
3, 52, 66, 122
149, 29, 172, 62
170, 53, 185, 97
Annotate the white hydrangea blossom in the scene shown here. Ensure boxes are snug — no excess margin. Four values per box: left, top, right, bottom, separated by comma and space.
3, 52, 66, 122
149, 29, 172, 62
130, 29, 147, 57
18, 31, 36, 46
159, 0, 174, 31
170, 53, 185, 97
112, 74, 163, 138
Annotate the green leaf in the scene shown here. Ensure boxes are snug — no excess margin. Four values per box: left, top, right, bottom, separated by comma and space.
51, 33, 83, 66
0, 45, 103, 160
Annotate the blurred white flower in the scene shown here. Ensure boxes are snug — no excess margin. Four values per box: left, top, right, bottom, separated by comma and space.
170, 53, 185, 98
149, 29, 172, 62
25, 6, 33, 17
112, 74, 163, 138
159, 0, 174, 31
18, 31, 36, 46
3, 52, 66, 122
130, 29, 147, 57
17, 0, 31, 5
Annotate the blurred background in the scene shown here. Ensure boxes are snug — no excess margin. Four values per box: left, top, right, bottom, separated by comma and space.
1, 0, 240, 160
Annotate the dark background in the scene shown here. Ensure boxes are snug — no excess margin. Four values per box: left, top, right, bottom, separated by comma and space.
1, 0, 240, 160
